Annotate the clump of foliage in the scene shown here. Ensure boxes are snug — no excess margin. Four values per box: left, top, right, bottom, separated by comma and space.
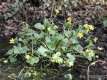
6, 18, 96, 79
17, 66, 74, 80
0, 0, 107, 80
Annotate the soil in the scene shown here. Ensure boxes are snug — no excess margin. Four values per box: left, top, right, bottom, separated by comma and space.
0, 63, 22, 80
0, 0, 107, 80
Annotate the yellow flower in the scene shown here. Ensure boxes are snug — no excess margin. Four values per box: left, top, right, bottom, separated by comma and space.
89, 25, 94, 30
77, 32, 84, 38
47, 27, 52, 32
93, 37, 98, 43
97, 46, 104, 51
84, 24, 89, 29
66, 60, 74, 67
9, 38, 15, 44
85, 49, 90, 52
96, 55, 99, 58
27, 52, 32, 54
51, 57, 63, 64
25, 54, 31, 60
83, 24, 94, 32
51, 52, 63, 64
67, 22, 71, 26
55, 9, 59, 14
67, 17, 72, 23
3, 60, 8, 63
85, 49, 95, 58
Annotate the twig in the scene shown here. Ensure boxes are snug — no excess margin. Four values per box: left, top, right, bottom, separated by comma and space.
17, 67, 26, 80
51, 0, 55, 18
87, 60, 105, 80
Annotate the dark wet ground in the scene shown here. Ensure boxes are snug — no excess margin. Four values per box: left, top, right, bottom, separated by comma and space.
0, 63, 22, 80
0, 0, 107, 80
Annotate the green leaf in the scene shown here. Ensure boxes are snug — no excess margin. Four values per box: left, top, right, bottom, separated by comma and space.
83, 49, 95, 61
66, 53, 75, 67
66, 53, 75, 61
73, 44, 83, 53
37, 46, 48, 57
26, 56, 39, 65
64, 74, 72, 80
34, 33, 39, 38
62, 38, 69, 48
7, 49, 14, 55
34, 23, 45, 30
64, 30, 71, 38
9, 56, 17, 63
44, 19, 50, 27
103, 20, 107, 27
45, 34, 64, 50
71, 37, 78, 44
13, 46, 20, 54
13, 46, 28, 54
